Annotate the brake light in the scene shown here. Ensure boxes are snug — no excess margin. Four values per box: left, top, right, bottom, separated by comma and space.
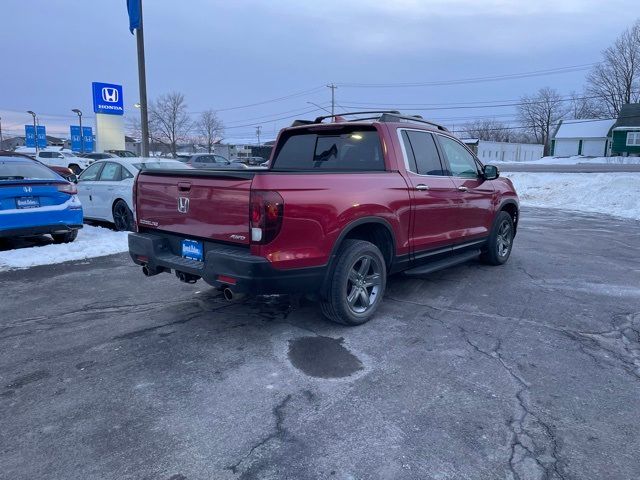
57, 183, 77, 195
249, 190, 284, 244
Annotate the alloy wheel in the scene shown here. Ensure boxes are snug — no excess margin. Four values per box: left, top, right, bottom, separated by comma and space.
346, 254, 383, 314
496, 220, 512, 257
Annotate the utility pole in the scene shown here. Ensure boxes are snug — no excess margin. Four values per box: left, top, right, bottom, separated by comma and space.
0, 117, 3, 149
133, 0, 150, 157
327, 83, 337, 117
256, 126, 262, 146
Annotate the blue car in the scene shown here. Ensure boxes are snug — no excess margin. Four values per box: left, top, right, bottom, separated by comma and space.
0, 153, 83, 243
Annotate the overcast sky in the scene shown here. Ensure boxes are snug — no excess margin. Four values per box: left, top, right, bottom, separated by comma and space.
1, 0, 637, 142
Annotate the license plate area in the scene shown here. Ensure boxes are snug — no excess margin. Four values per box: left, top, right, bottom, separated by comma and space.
16, 197, 40, 209
181, 239, 203, 262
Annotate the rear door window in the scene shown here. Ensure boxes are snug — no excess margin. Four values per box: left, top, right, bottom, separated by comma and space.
272, 128, 384, 171
401, 130, 446, 175
99, 162, 122, 181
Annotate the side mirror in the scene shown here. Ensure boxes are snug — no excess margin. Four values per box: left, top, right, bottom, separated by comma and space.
483, 164, 499, 180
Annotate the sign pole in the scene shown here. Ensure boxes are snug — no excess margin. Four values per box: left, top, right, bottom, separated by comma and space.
136, 0, 150, 157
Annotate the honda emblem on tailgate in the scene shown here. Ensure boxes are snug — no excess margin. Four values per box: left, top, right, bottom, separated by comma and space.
178, 196, 189, 213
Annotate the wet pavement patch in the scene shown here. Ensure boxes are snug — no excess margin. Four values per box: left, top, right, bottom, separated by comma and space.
288, 336, 363, 379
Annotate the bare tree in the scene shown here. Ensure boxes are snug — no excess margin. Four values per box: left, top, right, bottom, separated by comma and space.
586, 20, 640, 117
517, 87, 568, 155
462, 118, 511, 142
196, 109, 224, 153
568, 91, 607, 119
148, 92, 192, 157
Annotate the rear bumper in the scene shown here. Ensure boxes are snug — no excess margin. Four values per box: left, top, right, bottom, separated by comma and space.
0, 223, 82, 238
128, 232, 326, 295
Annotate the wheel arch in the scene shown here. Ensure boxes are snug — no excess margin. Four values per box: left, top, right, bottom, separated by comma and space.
498, 199, 519, 235
321, 217, 397, 296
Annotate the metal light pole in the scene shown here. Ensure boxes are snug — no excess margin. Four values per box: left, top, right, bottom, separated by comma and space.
72, 109, 84, 153
27, 111, 37, 153
256, 126, 262, 146
135, 1, 150, 157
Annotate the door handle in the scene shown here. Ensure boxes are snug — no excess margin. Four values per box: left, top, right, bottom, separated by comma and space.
457, 186, 469, 192
415, 184, 429, 191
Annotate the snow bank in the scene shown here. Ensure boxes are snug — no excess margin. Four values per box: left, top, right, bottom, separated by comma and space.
497, 155, 640, 165
0, 225, 129, 271
504, 172, 640, 221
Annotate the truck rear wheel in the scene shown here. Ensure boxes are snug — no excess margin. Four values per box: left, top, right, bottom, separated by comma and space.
320, 239, 386, 326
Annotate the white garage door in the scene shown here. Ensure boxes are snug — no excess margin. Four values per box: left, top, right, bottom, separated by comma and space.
581, 139, 606, 157
554, 139, 580, 156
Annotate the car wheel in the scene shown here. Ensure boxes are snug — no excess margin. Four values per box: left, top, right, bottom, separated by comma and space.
320, 239, 386, 326
112, 200, 134, 231
68, 164, 81, 174
52, 229, 78, 244
481, 211, 515, 265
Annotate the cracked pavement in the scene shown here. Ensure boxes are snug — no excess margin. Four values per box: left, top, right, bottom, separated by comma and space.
0, 207, 639, 480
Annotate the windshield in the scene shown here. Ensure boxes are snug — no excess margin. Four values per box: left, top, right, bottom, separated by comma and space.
0, 159, 61, 180
121, 151, 136, 157
132, 162, 191, 170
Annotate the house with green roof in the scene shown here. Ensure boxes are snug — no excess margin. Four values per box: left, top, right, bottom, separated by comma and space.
610, 103, 640, 156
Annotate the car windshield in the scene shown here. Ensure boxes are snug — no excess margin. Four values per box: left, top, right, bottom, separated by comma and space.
121, 151, 136, 157
132, 162, 190, 170
0, 159, 61, 180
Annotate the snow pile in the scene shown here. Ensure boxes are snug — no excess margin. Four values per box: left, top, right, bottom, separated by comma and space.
504, 172, 640, 220
497, 156, 640, 165
0, 225, 129, 271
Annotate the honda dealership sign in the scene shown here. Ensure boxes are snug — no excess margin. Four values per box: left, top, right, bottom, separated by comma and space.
92, 82, 124, 115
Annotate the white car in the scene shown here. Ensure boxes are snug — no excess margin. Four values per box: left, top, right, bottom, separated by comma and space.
76, 157, 189, 230
35, 150, 92, 173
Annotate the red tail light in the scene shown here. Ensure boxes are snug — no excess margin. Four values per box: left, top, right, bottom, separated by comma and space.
249, 190, 284, 244
57, 183, 77, 195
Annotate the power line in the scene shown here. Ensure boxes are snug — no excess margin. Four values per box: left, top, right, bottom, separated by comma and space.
337, 63, 597, 88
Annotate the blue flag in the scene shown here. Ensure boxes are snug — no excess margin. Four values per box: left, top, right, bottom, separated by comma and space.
127, 0, 141, 34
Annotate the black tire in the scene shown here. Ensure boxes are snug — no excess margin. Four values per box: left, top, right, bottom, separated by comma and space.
320, 239, 387, 326
112, 200, 134, 231
68, 164, 81, 174
52, 229, 78, 244
481, 211, 514, 266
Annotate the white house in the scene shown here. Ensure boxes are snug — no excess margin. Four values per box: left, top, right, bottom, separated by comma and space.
461, 139, 544, 162
551, 118, 615, 157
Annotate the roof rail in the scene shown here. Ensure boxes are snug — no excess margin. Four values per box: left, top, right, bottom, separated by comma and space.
379, 113, 448, 131
313, 110, 400, 123
290, 111, 448, 131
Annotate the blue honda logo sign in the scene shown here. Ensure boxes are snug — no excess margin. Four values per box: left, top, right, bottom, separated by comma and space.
70, 126, 94, 153
25, 125, 47, 148
92, 82, 124, 115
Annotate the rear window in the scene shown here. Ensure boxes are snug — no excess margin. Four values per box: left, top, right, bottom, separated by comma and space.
0, 159, 61, 181
272, 127, 384, 171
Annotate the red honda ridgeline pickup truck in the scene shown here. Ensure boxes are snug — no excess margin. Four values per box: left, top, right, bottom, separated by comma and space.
129, 111, 519, 325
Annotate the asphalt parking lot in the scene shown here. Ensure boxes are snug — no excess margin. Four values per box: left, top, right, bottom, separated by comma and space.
1, 207, 639, 480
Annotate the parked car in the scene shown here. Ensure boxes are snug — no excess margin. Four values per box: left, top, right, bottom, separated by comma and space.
46, 165, 77, 183
35, 150, 92, 173
185, 153, 245, 169
244, 156, 266, 166
0, 153, 82, 242
81, 152, 117, 161
76, 157, 189, 231
129, 111, 518, 325
105, 150, 136, 158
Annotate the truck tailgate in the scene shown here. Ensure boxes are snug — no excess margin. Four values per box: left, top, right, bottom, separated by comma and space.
135, 170, 255, 246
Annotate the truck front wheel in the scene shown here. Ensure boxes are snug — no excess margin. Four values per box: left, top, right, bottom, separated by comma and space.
320, 240, 387, 326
